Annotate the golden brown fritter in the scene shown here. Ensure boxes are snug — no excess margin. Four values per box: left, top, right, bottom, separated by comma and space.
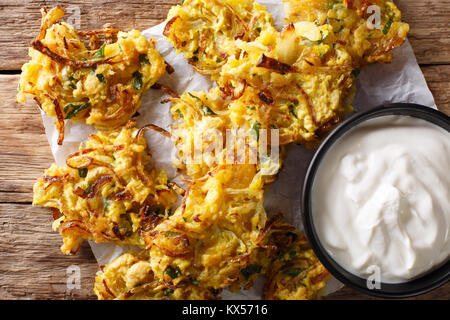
17, 6, 166, 144
283, 0, 410, 65
33, 122, 177, 254
145, 164, 268, 291
261, 221, 331, 300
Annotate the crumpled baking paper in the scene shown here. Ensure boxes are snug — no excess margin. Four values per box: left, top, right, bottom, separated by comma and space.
40, 0, 436, 299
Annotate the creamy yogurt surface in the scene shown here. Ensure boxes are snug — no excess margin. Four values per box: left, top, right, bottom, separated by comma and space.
312, 115, 450, 283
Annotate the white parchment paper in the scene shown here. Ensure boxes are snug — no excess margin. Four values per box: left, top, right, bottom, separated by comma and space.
40, 0, 436, 299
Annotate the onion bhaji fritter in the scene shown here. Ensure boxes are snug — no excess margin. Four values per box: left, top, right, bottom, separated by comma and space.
33, 122, 177, 254
17, 6, 166, 144
261, 221, 331, 300
94, 251, 218, 300
145, 164, 268, 291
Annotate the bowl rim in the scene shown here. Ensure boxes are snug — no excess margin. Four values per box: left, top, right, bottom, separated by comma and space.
302, 103, 450, 298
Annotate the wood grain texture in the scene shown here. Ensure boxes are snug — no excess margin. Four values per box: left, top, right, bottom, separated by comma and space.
0, 0, 449, 69
0, 0, 179, 71
0, 204, 98, 299
0, 0, 449, 300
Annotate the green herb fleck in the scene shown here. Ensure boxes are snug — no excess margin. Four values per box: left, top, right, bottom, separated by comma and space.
189, 276, 199, 285
241, 264, 262, 279
68, 74, 77, 89
247, 105, 256, 111
188, 93, 216, 115
164, 266, 182, 279
139, 54, 150, 66
163, 230, 182, 238
175, 109, 184, 118
270, 124, 278, 129
252, 121, 261, 141
289, 105, 297, 117
383, 19, 393, 35
163, 288, 174, 296
93, 44, 106, 59
103, 198, 112, 212
96, 74, 105, 82
318, 30, 328, 44
202, 105, 217, 116
283, 268, 302, 277
64, 102, 91, 119
188, 92, 202, 102
64, 103, 74, 113
326, 17, 343, 33
289, 100, 299, 118
78, 168, 88, 178
133, 71, 143, 90
286, 231, 298, 242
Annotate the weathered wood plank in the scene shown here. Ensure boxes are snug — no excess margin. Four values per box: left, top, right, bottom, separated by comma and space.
0, 203, 98, 299
0, 76, 52, 203
0, 0, 179, 71
396, 0, 450, 65
0, 0, 448, 70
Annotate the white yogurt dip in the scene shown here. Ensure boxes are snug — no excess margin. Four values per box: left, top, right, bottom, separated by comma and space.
312, 115, 450, 283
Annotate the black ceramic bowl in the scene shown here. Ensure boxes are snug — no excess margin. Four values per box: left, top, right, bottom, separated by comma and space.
302, 103, 450, 298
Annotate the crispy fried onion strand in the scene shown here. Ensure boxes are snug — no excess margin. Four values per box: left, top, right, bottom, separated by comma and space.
44, 93, 65, 145
135, 124, 171, 142
31, 40, 118, 69
151, 83, 179, 98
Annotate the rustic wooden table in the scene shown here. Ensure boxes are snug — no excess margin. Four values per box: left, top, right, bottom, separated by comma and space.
0, 0, 448, 300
